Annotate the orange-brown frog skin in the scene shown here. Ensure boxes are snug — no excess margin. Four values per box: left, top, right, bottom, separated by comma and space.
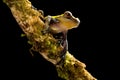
44, 11, 80, 64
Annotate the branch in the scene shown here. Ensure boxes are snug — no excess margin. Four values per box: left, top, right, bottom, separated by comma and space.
3, 0, 97, 80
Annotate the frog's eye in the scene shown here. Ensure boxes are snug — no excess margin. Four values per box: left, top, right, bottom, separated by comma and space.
64, 11, 72, 19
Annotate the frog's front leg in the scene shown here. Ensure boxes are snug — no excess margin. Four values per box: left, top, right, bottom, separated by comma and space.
61, 32, 68, 58
56, 31, 68, 65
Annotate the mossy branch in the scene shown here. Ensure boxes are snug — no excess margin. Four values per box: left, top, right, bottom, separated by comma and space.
3, 0, 97, 80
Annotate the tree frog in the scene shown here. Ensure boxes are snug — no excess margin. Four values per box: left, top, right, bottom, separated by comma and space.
43, 11, 80, 64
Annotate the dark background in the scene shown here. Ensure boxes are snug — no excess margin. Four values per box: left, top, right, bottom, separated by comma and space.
0, 0, 116, 80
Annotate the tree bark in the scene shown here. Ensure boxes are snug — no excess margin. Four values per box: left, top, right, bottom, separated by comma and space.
3, 0, 97, 80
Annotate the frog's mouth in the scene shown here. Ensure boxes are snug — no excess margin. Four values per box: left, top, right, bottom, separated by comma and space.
67, 17, 80, 28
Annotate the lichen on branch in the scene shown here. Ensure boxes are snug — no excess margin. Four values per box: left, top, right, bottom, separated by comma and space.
3, 0, 97, 80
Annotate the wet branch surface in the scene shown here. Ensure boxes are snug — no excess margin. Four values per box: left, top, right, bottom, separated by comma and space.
3, 0, 97, 80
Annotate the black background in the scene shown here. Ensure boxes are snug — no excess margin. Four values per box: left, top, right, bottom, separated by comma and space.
0, 0, 116, 80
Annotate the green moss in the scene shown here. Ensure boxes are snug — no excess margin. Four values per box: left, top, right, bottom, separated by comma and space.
44, 40, 51, 47
27, 40, 33, 45
47, 45, 57, 59
21, 33, 26, 37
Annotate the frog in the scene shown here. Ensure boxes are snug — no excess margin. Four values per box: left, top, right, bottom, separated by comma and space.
43, 11, 80, 64
44, 11, 80, 33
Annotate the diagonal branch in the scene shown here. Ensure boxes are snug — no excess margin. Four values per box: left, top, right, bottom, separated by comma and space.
3, 0, 97, 80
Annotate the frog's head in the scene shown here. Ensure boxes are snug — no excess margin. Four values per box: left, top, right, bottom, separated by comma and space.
50, 11, 80, 33
61, 11, 80, 29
